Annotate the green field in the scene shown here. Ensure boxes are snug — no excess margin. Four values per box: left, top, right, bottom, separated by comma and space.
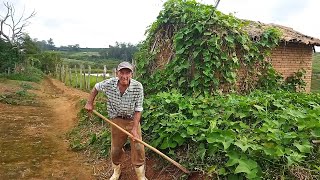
311, 52, 320, 92
57, 72, 114, 91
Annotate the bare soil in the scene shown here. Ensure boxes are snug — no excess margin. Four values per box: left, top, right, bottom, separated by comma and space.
0, 77, 93, 179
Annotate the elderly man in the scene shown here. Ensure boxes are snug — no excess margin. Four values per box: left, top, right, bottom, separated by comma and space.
85, 61, 147, 180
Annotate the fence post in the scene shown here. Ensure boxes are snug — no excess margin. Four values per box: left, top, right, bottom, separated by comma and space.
7, 67, 10, 75
55, 64, 58, 78
75, 65, 78, 88
83, 66, 86, 90
87, 65, 91, 90
113, 68, 116, 77
61, 65, 65, 82
80, 64, 83, 89
69, 67, 72, 86
64, 65, 68, 84
95, 72, 99, 84
103, 65, 107, 79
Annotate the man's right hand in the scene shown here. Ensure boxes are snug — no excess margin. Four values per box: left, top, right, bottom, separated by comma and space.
84, 101, 94, 112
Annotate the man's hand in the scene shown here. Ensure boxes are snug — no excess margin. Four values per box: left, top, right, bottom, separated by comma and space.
131, 127, 139, 142
85, 88, 98, 112
85, 101, 94, 112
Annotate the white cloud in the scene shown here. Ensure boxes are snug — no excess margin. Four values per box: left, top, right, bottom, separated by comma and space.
5, 0, 320, 50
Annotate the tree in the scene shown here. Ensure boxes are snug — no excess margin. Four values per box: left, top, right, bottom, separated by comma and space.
20, 34, 41, 66
0, 1, 36, 45
99, 42, 138, 61
0, 38, 20, 72
47, 38, 55, 50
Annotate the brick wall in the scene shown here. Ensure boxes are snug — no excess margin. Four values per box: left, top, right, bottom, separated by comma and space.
269, 43, 313, 92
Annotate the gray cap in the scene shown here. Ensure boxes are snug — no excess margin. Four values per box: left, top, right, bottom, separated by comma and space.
117, 61, 133, 71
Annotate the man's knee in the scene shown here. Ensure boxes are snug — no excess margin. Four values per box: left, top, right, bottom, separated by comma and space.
112, 147, 124, 156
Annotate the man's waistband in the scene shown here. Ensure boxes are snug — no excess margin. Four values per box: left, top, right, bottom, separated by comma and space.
115, 115, 133, 120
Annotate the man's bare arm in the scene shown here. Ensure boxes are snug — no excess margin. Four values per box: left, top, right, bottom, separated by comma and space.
85, 87, 98, 111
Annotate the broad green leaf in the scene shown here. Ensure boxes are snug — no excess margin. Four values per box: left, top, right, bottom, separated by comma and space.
253, 105, 265, 111
187, 126, 198, 135
176, 48, 185, 55
311, 128, 320, 137
197, 143, 206, 161
234, 141, 250, 152
293, 141, 312, 153
172, 134, 185, 146
234, 164, 251, 174
206, 132, 220, 143
175, 32, 184, 40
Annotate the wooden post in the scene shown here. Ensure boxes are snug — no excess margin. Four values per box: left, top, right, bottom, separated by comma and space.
61, 65, 65, 82
7, 67, 10, 75
96, 72, 99, 84
83, 66, 86, 90
75, 65, 79, 88
80, 65, 83, 89
113, 68, 116, 77
59, 64, 62, 81
87, 65, 91, 90
64, 65, 68, 84
103, 65, 107, 79
69, 68, 72, 86
55, 64, 59, 78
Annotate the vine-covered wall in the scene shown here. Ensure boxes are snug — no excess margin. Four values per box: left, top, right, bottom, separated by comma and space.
135, 0, 308, 95
269, 43, 313, 92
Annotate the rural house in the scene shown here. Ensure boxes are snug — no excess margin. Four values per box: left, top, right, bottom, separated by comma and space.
245, 22, 320, 92
137, 1, 320, 94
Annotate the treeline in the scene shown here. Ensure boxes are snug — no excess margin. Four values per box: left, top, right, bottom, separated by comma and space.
0, 2, 137, 75
48, 41, 139, 62
99, 42, 138, 61
0, 34, 62, 73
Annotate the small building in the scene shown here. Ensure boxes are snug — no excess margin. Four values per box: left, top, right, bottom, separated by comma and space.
246, 22, 320, 92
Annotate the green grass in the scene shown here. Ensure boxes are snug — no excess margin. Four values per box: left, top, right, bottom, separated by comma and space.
311, 52, 320, 92
0, 66, 44, 82
62, 58, 95, 65
58, 72, 114, 91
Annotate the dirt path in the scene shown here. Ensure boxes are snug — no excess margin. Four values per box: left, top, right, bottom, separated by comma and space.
0, 77, 94, 179
0, 77, 192, 180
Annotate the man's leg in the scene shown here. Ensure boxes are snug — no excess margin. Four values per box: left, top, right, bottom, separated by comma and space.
111, 118, 129, 164
129, 123, 147, 180
110, 118, 129, 180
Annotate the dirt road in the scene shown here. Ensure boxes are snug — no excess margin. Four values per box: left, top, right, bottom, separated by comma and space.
0, 77, 191, 180
0, 77, 94, 179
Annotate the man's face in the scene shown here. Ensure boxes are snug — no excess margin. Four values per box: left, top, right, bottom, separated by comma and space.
117, 68, 132, 86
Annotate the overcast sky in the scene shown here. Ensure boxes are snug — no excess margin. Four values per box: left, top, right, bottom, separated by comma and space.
4, 0, 320, 50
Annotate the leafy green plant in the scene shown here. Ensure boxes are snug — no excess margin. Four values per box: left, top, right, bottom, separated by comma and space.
1, 66, 44, 82
141, 90, 320, 179
283, 69, 307, 91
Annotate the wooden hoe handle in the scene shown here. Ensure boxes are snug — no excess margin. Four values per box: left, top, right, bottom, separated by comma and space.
92, 110, 190, 174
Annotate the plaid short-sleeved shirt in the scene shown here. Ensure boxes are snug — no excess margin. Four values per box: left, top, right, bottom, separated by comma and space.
95, 77, 144, 119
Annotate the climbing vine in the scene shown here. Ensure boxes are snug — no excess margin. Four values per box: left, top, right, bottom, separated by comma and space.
135, 0, 283, 95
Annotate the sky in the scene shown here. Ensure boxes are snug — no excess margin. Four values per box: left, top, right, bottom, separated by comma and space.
2, 0, 320, 50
